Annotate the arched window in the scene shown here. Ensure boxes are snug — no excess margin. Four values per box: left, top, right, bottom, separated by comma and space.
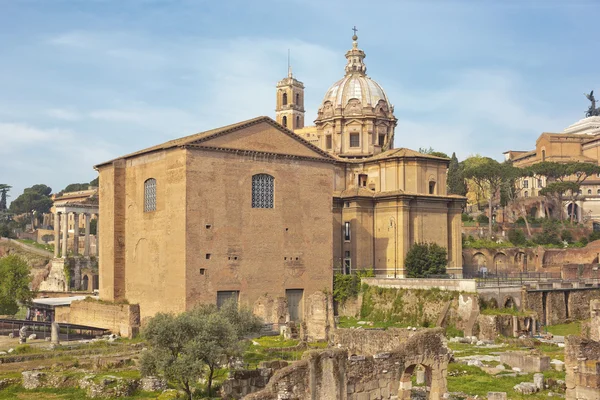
282, 116, 287, 128
252, 174, 274, 208
597, 189, 600, 195
542, 149, 546, 161
588, 189, 592, 195
295, 93, 300, 104
82, 275, 89, 291
282, 93, 288, 106
429, 181, 436, 194
296, 116, 300, 128
144, 178, 156, 212
524, 190, 529, 197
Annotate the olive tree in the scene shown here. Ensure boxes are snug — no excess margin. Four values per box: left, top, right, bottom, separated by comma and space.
140, 301, 262, 399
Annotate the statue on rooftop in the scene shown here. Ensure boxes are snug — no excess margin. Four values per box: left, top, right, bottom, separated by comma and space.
585, 90, 600, 117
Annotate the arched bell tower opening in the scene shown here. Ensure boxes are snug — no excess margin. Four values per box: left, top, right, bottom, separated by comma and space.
275, 63, 305, 130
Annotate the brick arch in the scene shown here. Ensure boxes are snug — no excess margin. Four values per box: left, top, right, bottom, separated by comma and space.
494, 252, 508, 273
472, 252, 487, 268
399, 354, 448, 399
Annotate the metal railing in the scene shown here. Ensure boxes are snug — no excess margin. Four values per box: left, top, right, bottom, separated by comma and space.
464, 271, 561, 287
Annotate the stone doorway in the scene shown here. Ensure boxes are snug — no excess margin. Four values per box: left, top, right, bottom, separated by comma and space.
286, 289, 304, 322
399, 364, 432, 399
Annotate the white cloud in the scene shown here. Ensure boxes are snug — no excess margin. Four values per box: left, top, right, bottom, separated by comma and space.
45, 108, 82, 121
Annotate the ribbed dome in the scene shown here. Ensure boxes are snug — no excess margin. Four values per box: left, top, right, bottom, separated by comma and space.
321, 75, 390, 109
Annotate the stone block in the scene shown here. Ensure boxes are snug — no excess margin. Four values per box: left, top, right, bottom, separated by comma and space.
533, 373, 544, 390
487, 392, 507, 400
416, 369, 425, 385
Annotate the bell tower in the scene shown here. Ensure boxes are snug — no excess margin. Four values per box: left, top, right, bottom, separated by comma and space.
275, 57, 305, 130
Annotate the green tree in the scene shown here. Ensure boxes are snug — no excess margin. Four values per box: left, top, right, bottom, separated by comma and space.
140, 301, 262, 399
447, 153, 466, 196
61, 183, 90, 194
0, 255, 34, 315
9, 184, 53, 215
89, 177, 99, 187
89, 219, 97, 235
404, 242, 448, 278
0, 184, 11, 211
419, 147, 449, 159
463, 157, 515, 238
564, 162, 600, 223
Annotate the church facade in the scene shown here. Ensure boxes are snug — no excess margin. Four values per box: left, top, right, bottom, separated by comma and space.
96, 34, 465, 323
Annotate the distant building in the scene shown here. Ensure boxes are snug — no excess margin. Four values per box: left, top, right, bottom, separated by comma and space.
504, 116, 600, 222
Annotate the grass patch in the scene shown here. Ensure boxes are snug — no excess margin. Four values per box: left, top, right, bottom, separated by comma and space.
447, 364, 565, 399
16, 239, 53, 253
253, 335, 299, 348
337, 316, 410, 329
545, 321, 581, 337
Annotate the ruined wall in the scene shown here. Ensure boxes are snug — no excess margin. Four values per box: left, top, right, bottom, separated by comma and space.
253, 295, 288, 325
590, 300, 600, 341
358, 286, 477, 333
524, 289, 600, 326
499, 351, 550, 373
303, 291, 334, 342
221, 361, 288, 399
57, 299, 140, 338
331, 328, 412, 355
246, 329, 450, 400
566, 336, 600, 400
476, 314, 537, 340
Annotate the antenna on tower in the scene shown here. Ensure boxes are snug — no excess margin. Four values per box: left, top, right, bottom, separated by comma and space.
287, 49, 292, 78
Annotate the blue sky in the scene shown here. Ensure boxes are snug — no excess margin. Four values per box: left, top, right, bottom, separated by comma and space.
1, 0, 599, 201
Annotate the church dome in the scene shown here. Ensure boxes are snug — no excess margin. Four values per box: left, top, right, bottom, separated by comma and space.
321, 74, 390, 109
317, 32, 393, 114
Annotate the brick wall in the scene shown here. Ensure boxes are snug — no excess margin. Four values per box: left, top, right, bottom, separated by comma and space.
56, 299, 140, 338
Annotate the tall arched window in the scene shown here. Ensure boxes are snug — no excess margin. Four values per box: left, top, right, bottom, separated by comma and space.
252, 174, 274, 208
144, 178, 156, 212
295, 93, 300, 104
282, 116, 287, 127
296, 116, 300, 128
282, 93, 288, 106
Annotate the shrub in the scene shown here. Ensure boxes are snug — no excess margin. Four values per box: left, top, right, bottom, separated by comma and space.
507, 229, 527, 246
589, 231, 600, 242
476, 214, 489, 223
405, 242, 447, 278
533, 220, 562, 246
461, 213, 474, 222
560, 230, 574, 243
333, 269, 374, 304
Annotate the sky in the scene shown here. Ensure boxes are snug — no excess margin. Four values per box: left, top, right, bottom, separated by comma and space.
1, 0, 600, 202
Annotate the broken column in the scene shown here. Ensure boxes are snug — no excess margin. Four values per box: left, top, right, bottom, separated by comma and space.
51, 322, 60, 345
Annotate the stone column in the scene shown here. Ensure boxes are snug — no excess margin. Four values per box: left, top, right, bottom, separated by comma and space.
61, 212, 68, 258
53, 212, 60, 258
51, 322, 60, 345
95, 214, 99, 256
84, 213, 91, 257
73, 213, 80, 256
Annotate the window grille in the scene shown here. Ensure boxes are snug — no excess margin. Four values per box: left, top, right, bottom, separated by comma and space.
326, 135, 332, 149
252, 174, 274, 208
144, 178, 156, 212
350, 133, 360, 147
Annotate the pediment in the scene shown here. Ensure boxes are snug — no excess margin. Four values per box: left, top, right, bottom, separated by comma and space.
188, 118, 333, 161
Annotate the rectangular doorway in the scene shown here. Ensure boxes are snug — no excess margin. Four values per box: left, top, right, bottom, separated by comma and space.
217, 291, 239, 309
286, 289, 304, 322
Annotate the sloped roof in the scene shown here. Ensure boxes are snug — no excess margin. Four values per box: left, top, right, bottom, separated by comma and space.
95, 116, 335, 168
344, 148, 449, 164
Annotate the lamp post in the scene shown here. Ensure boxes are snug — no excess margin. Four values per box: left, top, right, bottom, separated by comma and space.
389, 217, 397, 278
